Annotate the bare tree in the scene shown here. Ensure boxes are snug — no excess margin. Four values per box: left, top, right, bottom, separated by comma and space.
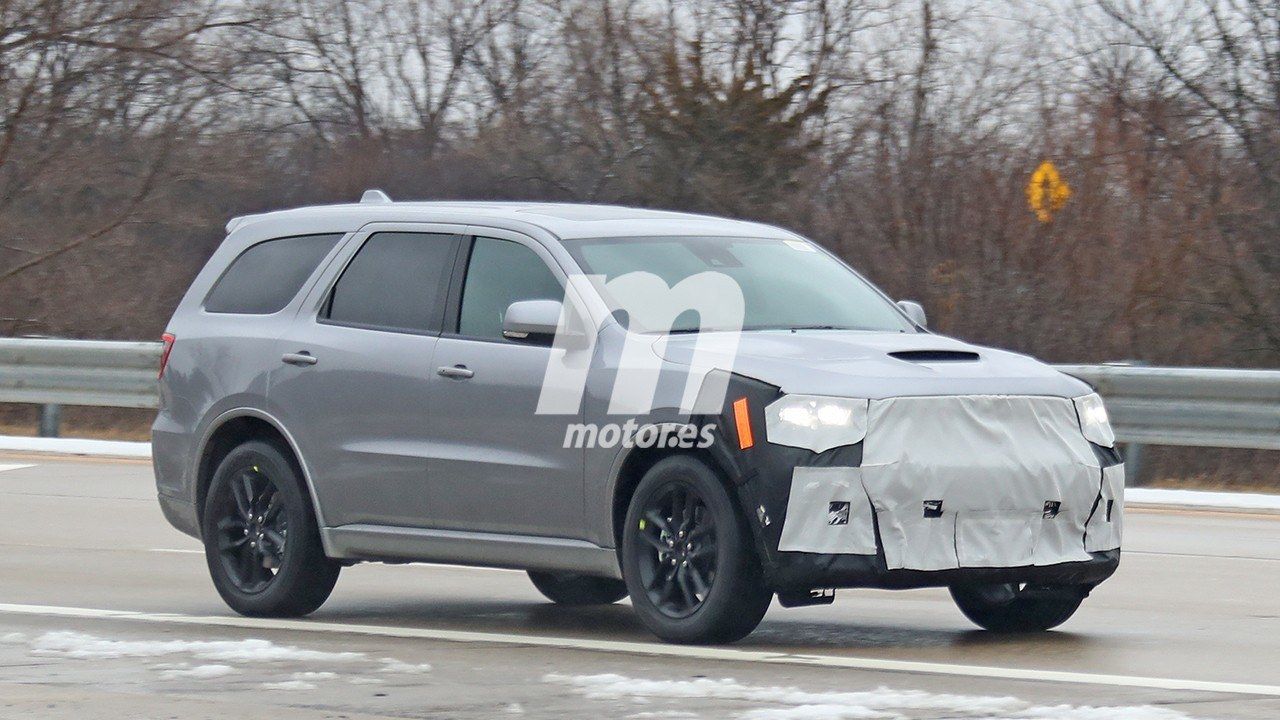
1091, 0, 1280, 356
0, 0, 259, 286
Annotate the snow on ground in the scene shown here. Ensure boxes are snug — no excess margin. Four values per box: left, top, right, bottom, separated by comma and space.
260, 680, 319, 691
156, 663, 237, 679
378, 657, 434, 673
290, 671, 338, 681
546, 674, 1209, 720
31, 630, 365, 663
10, 630, 435, 690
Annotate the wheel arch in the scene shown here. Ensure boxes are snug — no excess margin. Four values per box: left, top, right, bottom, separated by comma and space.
607, 441, 737, 552
192, 408, 329, 548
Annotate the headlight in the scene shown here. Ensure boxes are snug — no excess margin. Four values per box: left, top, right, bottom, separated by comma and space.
1073, 392, 1115, 447
764, 395, 869, 453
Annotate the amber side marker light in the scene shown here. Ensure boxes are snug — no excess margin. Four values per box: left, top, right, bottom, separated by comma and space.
732, 397, 754, 450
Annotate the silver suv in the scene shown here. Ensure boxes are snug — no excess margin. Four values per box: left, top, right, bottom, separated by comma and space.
153, 192, 1123, 643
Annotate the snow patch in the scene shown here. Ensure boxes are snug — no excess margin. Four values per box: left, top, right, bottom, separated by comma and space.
378, 657, 433, 673
546, 674, 1208, 720
291, 671, 337, 681
158, 663, 237, 680
1125, 488, 1280, 512
0, 632, 26, 643
260, 680, 317, 691
350, 676, 386, 685
0, 436, 151, 458
30, 631, 364, 663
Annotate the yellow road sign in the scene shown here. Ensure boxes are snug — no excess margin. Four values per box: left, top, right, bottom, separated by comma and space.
1026, 160, 1071, 223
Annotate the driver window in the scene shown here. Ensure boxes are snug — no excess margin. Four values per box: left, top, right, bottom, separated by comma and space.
458, 237, 562, 340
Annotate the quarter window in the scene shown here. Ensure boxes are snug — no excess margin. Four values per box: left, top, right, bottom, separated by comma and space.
204, 234, 342, 314
458, 238, 563, 340
325, 232, 458, 334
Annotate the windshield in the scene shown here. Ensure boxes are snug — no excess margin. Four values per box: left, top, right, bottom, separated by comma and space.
562, 236, 916, 333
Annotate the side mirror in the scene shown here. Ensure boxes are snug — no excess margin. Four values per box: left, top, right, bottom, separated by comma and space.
502, 300, 566, 343
897, 300, 927, 329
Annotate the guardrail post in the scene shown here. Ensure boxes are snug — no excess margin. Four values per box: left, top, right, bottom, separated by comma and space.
1123, 442, 1145, 487
38, 403, 62, 438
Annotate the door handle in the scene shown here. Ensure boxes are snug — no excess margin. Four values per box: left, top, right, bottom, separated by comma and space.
281, 352, 318, 366
437, 364, 474, 379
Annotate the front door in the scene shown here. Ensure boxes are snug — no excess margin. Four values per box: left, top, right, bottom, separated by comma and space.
426, 233, 586, 538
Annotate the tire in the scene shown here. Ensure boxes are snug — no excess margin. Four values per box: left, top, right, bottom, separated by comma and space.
528, 571, 628, 605
950, 583, 1086, 632
621, 455, 772, 644
202, 439, 340, 617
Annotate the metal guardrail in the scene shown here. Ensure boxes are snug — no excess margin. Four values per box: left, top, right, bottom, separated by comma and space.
1057, 364, 1280, 451
0, 339, 161, 435
0, 339, 1277, 451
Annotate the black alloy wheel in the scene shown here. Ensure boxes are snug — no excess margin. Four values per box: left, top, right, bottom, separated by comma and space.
634, 481, 718, 618
213, 464, 289, 593
202, 440, 340, 617
621, 455, 772, 644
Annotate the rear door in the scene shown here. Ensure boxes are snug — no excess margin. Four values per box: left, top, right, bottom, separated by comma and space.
267, 224, 463, 529
425, 231, 586, 538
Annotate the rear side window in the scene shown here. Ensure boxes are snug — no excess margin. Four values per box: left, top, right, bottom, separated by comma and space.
458, 237, 563, 340
204, 234, 342, 314
324, 232, 458, 334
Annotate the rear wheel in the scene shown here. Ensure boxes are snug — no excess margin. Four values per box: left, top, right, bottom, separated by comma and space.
202, 440, 340, 617
527, 571, 628, 605
950, 583, 1085, 632
621, 456, 772, 644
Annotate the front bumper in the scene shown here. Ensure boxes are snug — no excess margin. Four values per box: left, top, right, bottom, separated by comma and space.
765, 547, 1119, 592
707, 375, 1125, 592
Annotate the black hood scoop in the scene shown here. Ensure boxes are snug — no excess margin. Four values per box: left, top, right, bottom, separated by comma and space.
889, 350, 981, 362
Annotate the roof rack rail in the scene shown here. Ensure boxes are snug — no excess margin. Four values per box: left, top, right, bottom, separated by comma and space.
360, 189, 392, 204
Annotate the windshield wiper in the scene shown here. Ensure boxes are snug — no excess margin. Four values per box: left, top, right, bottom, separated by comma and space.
745, 324, 854, 332
666, 327, 738, 334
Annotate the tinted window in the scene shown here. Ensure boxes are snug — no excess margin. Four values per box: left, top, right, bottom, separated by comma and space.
325, 232, 458, 333
458, 238, 562, 340
204, 234, 342, 314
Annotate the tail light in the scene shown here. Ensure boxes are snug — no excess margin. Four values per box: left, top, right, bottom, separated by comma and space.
159, 333, 176, 379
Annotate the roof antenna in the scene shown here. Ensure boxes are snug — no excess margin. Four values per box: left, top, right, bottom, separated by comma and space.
360, 189, 392, 204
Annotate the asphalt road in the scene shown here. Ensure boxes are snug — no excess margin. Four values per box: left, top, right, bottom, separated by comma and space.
0, 452, 1278, 720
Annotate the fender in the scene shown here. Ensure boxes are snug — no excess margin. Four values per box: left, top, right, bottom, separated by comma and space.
190, 406, 337, 556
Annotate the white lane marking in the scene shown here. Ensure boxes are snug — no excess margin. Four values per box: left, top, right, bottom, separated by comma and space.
148, 549, 203, 555
1125, 549, 1280, 563
0, 464, 35, 473
0, 602, 1277, 697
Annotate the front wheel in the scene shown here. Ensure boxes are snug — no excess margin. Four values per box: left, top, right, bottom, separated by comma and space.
950, 583, 1086, 632
621, 456, 772, 644
202, 440, 340, 617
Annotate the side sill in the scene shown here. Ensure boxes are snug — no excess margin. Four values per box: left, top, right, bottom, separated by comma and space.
322, 524, 623, 580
